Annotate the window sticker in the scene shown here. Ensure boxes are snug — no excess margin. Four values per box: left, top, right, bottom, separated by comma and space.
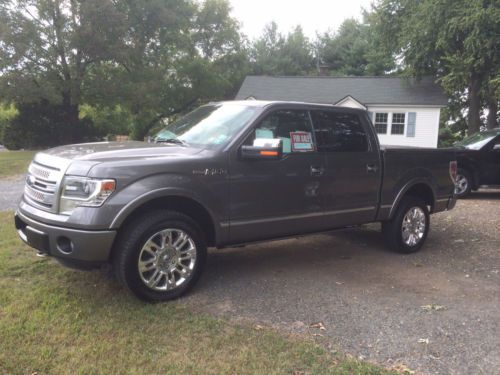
290, 132, 314, 152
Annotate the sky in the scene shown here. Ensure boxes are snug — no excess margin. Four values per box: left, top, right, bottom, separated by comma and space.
228, 0, 374, 40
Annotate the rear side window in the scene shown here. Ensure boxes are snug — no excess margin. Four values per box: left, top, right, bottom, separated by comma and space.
311, 111, 369, 152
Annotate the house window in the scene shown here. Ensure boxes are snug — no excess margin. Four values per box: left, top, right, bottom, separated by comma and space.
391, 113, 405, 135
374, 113, 388, 134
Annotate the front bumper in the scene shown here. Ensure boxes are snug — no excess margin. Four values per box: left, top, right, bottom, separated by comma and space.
14, 210, 116, 266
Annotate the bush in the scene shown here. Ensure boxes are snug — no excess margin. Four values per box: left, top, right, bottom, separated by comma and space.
438, 126, 463, 148
79, 104, 134, 137
2, 101, 102, 150
0, 103, 18, 145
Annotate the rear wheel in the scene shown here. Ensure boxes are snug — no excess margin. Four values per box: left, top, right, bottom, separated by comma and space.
455, 168, 472, 198
382, 197, 430, 254
113, 210, 207, 302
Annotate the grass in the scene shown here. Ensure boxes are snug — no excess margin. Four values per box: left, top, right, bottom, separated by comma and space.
0, 150, 36, 177
0, 211, 395, 375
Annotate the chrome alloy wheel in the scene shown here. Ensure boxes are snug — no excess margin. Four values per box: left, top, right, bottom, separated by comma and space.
401, 207, 426, 247
455, 174, 468, 195
138, 229, 197, 291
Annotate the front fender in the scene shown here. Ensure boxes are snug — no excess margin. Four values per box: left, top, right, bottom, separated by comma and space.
109, 186, 211, 228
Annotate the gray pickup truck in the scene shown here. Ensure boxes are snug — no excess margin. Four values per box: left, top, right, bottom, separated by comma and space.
15, 101, 457, 301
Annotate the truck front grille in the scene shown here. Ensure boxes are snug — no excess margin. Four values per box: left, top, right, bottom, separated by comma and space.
24, 161, 64, 212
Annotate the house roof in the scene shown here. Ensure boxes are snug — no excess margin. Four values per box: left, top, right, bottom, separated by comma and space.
235, 76, 448, 107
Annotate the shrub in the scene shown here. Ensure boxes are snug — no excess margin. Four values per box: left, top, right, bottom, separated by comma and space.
79, 104, 134, 137
0, 103, 18, 145
2, 101, 102, 150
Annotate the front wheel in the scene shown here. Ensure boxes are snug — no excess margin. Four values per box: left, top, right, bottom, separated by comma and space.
382, 197, 430, 254
113, 210, 207, 302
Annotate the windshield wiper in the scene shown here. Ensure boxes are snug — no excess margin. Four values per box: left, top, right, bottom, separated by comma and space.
156, 138, 188, 146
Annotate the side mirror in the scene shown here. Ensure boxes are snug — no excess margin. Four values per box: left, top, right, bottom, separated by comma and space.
240, 138, 282, 160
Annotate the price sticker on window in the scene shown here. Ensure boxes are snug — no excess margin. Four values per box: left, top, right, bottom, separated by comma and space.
290, 132, 314, 152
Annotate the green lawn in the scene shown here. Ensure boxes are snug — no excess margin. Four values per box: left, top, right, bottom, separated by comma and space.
0, 150, 36, 177
0, 211, 396, 374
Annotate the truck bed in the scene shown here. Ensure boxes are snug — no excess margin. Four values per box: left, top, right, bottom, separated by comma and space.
377, 147, 456, 220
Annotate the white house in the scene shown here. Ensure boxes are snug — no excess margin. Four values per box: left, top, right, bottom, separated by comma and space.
235, 76, 448, 148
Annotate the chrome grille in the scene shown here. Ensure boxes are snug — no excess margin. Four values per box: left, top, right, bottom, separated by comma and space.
24, 184, 52, 207
29, 164, 52, 179
24, 161, 64, 212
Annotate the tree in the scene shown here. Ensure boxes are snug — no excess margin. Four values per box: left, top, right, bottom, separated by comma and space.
0, 0, 248, 142
0, 0, 127, 142
250, 22, 315, 76
484, 72, 499, 130
370, 0, 500, 134
81, 0, 247, 139
317, 18, 394, 76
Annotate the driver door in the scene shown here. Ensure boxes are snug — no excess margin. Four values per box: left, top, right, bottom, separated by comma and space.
228, 109, 326, 243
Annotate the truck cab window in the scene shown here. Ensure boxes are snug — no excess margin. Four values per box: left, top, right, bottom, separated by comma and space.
311, 111, 368, 152
245, 110, 315, 153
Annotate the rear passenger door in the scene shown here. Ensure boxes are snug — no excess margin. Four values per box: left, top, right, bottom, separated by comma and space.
310, 110, 381, 227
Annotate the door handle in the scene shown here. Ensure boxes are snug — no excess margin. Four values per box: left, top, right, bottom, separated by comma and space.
366, 164, 379, 173
310, 166, 325, 176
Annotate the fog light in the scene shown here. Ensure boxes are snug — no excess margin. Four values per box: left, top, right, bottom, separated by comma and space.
56, 236, 73, 254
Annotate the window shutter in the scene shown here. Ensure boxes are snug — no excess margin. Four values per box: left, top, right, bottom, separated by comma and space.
367, 111, 374, 123
406, 112, 417, 137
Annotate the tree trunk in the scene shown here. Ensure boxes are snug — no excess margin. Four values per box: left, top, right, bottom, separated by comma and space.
61, 91, 80, 144
486, 96, 498, 130
467, 75, 482, 135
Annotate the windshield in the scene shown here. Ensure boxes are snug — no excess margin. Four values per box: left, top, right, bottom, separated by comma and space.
455, 131, 498, 150
155, 104, 258, 148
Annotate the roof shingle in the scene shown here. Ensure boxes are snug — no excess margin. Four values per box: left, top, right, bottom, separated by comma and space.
235, 76, 448, 106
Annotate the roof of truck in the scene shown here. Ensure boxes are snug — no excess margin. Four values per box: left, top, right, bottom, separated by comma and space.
216, 99, 365, 111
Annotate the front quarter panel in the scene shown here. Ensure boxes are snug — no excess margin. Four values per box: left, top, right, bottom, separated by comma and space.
106, 172, 227, 231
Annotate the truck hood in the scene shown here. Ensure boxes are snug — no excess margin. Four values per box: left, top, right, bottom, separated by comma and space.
36, 141, 205, 176
42, 141, 202, 161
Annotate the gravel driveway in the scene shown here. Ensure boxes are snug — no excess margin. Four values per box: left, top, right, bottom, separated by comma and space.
185, 191, 499, 375
0, 174, 25, 211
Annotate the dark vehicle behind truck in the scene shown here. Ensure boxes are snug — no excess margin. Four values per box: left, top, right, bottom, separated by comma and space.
15, 101, 457, 301
453, 128, 500, 198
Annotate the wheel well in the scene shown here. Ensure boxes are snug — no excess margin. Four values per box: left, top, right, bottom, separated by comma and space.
403, 183, 434, 211
117, 196, 216, 247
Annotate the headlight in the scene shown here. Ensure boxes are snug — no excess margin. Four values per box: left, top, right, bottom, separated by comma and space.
59, 177, 116, 215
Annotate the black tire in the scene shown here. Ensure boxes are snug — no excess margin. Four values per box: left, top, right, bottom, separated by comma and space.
112, 210, 207, 302
382, 196, 430, 254
455, 168, 472, 198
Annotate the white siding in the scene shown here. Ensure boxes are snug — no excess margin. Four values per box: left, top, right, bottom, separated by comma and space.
366, 106, 441, 148
336, 96, 367, 109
